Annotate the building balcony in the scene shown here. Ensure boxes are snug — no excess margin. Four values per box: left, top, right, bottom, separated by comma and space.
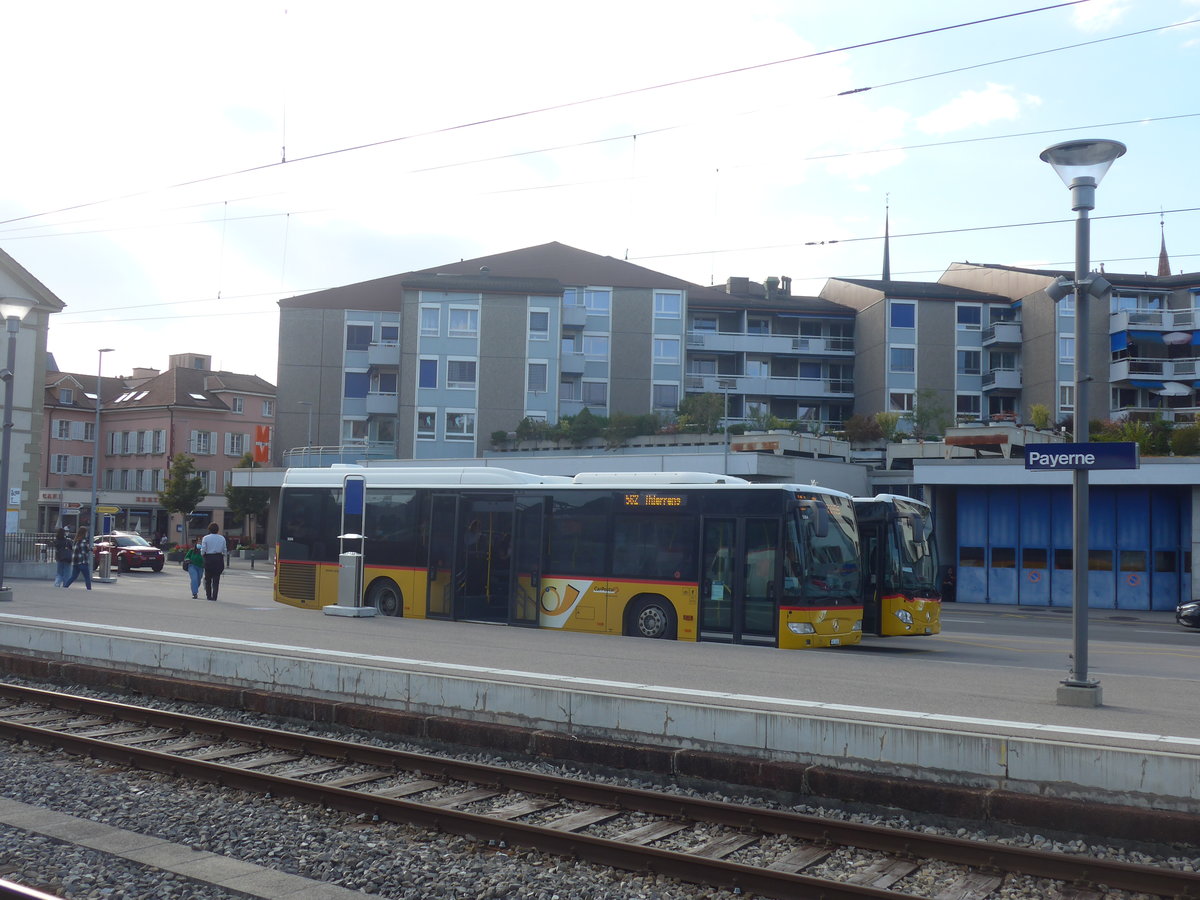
1110, 356, 1200, 383
365, 391, 398, 414
560, 352, 586, 374
1110, 307, 1200, 333
684, 373, 852, 399
981, 321, 1022, 346
981, 368, 1022, 391
684, 331, 853, 355
367, 341, 401, 367
561, 305, 588, 328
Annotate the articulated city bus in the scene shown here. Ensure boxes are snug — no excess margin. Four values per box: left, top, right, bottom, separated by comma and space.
853, 494, 941, 636
275, 466, 863, 649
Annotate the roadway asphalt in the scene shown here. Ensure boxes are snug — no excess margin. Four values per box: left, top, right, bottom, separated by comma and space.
2, 560, 1198, 753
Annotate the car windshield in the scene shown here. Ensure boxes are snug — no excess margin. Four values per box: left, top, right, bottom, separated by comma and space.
115, 535, 151, 548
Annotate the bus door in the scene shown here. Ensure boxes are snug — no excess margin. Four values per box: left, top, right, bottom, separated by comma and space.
511, 495, 545, 627
426, 494, 457, 619
858, 521, 884, 633
456, 493, 515, 622
699, 517, 778, 646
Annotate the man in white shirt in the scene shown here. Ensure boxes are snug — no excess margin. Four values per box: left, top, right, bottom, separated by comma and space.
199, 522, 228, 601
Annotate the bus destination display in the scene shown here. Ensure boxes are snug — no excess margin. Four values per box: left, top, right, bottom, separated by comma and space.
623, 492, 687, 508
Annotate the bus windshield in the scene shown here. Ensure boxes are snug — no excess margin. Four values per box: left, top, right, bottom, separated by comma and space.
892, 511, 938, 594
791, 495, 861, 603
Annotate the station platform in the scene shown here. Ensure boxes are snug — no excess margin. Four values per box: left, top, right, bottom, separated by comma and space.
1, 567, 1198, 831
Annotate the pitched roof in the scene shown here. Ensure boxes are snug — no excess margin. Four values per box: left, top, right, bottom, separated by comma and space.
280, 241, 732, 310
947, 261, 1200, 290
832, 277, 1011, 302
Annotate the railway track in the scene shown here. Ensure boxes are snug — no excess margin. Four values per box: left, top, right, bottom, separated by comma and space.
0, 682, 1196, 900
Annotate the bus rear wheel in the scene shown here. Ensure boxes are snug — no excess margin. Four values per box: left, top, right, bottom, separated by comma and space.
628, 595, 676, 640
367, 579, 403, 617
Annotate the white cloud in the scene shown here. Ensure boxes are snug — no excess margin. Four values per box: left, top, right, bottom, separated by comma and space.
1071, 0, 1131, 32
914, 84, 1031, 136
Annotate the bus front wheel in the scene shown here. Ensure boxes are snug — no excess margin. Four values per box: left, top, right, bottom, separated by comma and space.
628, 595, 676, 640
366, 579, 403, 617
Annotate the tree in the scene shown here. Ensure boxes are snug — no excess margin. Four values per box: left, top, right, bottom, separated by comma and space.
677, 393, 723, 433
224, 453, 271, 546
159, 453, 206, 550
911, 389, 949, 440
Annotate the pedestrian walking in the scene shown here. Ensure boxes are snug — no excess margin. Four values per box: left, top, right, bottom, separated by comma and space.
52, 527, 72, 587
183, 540, 204, 599
200, 522, 228, 601
62, 526, 93, 590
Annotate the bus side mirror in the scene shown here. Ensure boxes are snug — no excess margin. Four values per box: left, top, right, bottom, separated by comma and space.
799, 500, 829, 538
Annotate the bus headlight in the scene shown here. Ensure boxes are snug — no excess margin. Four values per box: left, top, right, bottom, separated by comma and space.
787, 622, 816, 634
894, 610, 914, 625
851, 620, 862, 631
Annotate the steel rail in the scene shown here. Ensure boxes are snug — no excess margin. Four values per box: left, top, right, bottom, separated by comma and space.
1, 683, 1198, 899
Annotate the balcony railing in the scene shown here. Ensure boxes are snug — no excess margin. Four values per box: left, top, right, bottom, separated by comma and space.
981, 321, 1022, 345
684, 373, 852, 398
981, 368, 1022, 391
1110, 356, 1200, 382
1110, 306, 1200, 332
684, 331, 853, 355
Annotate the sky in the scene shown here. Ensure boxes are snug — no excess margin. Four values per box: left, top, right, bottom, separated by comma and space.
3, 0, 1199, 383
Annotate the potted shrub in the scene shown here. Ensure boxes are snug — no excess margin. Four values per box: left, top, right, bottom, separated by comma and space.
239, 543, 267, 560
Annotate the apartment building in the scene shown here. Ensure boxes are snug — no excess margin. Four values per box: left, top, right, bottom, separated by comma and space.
39, 353, 276, 543
275, 242, 747, 464
688, 276, 856, 431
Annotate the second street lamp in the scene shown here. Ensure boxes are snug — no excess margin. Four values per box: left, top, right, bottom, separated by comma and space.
1039, 138, 1126, 709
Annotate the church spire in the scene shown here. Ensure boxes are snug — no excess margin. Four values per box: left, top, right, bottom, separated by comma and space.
1158, 213, 1171, 277
882, 197, 891, 282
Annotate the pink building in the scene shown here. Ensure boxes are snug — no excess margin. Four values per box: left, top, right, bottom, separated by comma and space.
39, 352, 275, 547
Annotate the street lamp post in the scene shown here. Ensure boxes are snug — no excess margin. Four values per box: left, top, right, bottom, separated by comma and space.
0, 297, 37, 603
90, 348, 114, 541
717, 378, 736, 475
1040, 138, 1126, 709
298, 401, 313, 466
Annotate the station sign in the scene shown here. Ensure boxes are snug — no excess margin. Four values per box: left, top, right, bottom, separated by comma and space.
1025, 441, 1139, 472
96, 506, 121, 514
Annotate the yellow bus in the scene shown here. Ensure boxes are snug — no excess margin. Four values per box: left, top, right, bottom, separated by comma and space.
275, 467, 863, 649
853, 494, 941, 636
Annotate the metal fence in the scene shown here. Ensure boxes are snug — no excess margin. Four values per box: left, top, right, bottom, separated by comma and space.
2, 533, 58, 564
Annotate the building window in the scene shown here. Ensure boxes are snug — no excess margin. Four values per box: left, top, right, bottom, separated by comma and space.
890, 347, 915, 373
653, 338, 680, 362
262, 400, 274, 417
416, 410, 436, 439
152, 429, 165, 453
560, 378, 581, 401
890, 302, 915, 329
692, 315, 718, 332
654, 292, 681, 319
231, 397, 244, 414
562, 288, 581, 308
59, 389, 73, 404
418, 358, 438, 389
380, 325, 399, 344
227, 432, 247, 456
690, 357, 717, 375
55, 419, 70, 439
447, 359, 477, 389
1059, 384, 1075, 412
191, 431, 214, 455
375, 371, 398, 394
527, 362, 548, 393
344, 372, 370, 399
582, 381, 607, 407
956, 394, 981, 419
448, 307, 478, 338
745, 359, 769, 378
1059, 295, 1075, 315
957, 305, 982, 330
1059, 336, 1075, 362
889, 392, 914, 412
445, 411, 475, 440
346, 324, 372, 351
583, 289, 611, 313
420, 306, 440, 336
583, 334, 609, 359
53, 454, 69, 474
652, 383, 679, 409
529, 309, 549, 340
747, 317, 770, 335
956, 350, 981, 375
83, 457, 94, 477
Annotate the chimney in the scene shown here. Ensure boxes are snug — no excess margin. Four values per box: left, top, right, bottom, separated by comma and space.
765, 276, 780, 299
726, 276, 750, 295
780, 276, 792, 297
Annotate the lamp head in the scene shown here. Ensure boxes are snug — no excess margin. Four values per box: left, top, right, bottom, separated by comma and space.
0, 297, 36, 322
1044, 276, 1074, 302
1040, 139, 1126, 188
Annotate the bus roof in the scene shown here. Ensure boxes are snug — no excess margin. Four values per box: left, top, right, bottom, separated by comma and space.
280, 466, 851, 498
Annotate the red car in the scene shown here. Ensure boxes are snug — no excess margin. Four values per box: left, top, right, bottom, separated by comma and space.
93, 532, 165, 573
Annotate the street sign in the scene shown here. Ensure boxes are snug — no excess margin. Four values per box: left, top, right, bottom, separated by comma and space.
1025, 441, 1139, 472
62, 502, 81, 509
96, 506, 120, 514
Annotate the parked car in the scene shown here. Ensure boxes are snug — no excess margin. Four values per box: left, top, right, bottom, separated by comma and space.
1178, 600, 1200, 630
93, 532, 165, 572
